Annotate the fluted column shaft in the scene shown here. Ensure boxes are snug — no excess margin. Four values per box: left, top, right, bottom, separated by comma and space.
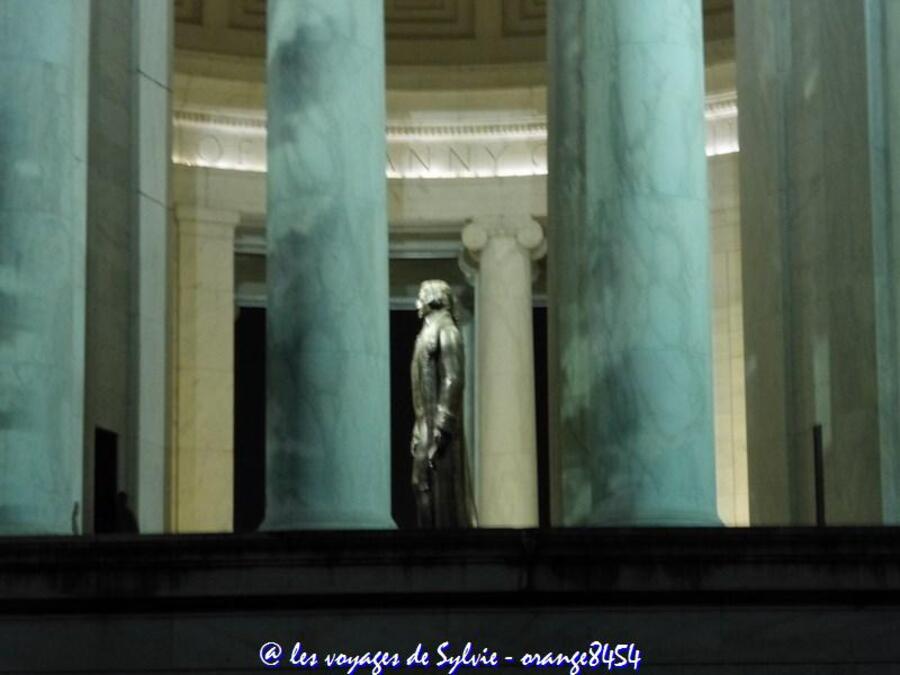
548, 0, 719, 525
264, 0, 392, 529
463, 217, 544, 527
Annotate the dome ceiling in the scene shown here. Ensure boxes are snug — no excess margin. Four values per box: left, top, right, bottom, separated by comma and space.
174, 0, 734, 66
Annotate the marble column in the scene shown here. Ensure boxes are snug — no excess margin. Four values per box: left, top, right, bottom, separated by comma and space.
0, 0, 90, 533
736, 0, 900, 524
173, 207, 238, 533
462, 217, 544, 527
264, 0, 392, 529
547, 0, 719, 525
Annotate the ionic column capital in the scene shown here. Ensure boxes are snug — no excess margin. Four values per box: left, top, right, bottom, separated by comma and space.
462, 216, 547, 262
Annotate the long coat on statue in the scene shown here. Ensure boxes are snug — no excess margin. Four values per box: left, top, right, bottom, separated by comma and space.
410, 307, 477, 528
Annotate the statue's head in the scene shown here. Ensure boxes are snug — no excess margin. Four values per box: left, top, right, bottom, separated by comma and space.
416, 279, 457, 321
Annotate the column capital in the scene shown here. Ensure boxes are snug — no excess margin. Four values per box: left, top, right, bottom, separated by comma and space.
462, 216, 546, 261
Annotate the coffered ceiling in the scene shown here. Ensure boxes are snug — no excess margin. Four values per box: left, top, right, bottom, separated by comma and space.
174, 0, 734, 66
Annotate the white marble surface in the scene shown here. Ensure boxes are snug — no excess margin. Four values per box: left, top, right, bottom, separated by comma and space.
463, 217, 544, 527
171, 47, 739, 178
173, 207, 238, 532
709, 153, 749, 526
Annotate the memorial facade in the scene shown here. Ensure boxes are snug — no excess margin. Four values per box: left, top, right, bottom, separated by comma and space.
0, 0, 897, 533
5, 2, 900, 672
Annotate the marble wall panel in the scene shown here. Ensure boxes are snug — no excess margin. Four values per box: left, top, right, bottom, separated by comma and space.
83, 0, 134, 532
132, 0, 173, 533
80, 0, 172, 534
736, 0, 900, 524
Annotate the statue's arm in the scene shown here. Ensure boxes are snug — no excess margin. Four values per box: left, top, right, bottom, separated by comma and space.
435, 324, 464, 443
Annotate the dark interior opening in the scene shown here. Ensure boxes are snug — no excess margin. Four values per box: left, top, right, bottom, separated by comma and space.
234, 306, 267, 532
389, 309, 421, 529
93, 427, 118, 534
533, 306, 549, 528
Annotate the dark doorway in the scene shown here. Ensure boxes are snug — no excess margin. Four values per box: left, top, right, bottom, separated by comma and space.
234, 306, 267, 532
93, 427, 118, 534
533, 307, 549, 528
390, 309, 420, 529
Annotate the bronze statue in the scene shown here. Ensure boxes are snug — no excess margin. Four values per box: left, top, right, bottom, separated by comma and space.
410, 280, 477, 528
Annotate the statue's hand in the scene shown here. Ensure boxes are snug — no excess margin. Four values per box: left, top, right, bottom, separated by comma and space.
429, 427, 452, 464
427, 440, 438, 466
411, 422, 425, 457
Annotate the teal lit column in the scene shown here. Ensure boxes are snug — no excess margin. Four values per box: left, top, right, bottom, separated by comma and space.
0, 1, 89, 533
547, 0, 719, 525
264, 0, 393, 529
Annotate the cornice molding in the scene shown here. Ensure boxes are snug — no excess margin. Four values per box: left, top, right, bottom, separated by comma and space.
706, 91, 739, 119
173, 91, 739, 175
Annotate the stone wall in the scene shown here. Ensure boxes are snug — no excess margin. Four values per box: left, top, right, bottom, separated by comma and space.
0, 529, 898, 672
